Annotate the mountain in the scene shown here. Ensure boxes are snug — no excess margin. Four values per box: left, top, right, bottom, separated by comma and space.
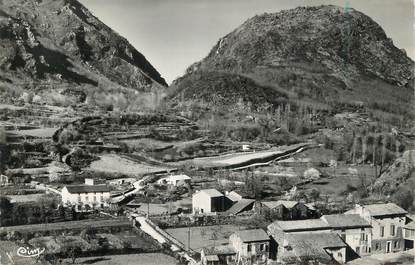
169, 5, 414, 125
0, 0, 167, 108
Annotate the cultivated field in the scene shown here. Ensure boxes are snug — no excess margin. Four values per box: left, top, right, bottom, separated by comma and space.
302, 164, 377, 196
10, 127, 58, 138
74, 253, 178, 265
87, 154, 172, 176
176, 143, 310, 169
165, 224, 247, 251
0, 218, 131, 233
7, 193, 45, 203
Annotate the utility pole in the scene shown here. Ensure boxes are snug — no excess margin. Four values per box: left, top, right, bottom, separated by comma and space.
147, 199, 150, 218
187, 225, 191, 251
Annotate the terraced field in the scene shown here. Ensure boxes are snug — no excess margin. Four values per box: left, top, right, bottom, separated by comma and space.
174, 143, 313, 169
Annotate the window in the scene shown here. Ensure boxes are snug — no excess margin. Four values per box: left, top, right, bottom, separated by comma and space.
337, 252, 342, 258
78, 195, 81, 202
360, 233, 365, 241
265, 245, 269, 252
390, 225, 395, 236
375, 243, 380, 251
93, 196, 97, 202
260, 244, 265, 251
380, 226, 384, 237
85, 195, 89, 202
394, 241, 399, 248
247, 244, 252, 252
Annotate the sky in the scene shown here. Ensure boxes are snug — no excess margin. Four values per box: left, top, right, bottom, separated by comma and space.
79, 0, 414, 84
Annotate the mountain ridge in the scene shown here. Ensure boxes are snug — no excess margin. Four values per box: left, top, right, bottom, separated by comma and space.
0, 0, 167, 108
169, 5, 414, 127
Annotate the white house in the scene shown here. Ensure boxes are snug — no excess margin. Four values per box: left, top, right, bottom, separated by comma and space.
192, 189, 226, 214
242, 145, 250, 151
345, 203, 407, 254
0, 174, 8, 186
61, 182, 111, 211
157, 174, 191, 186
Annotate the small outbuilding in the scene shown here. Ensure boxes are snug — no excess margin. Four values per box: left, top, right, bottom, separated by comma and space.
157, 174, 191, 187
303, 167, 321, 180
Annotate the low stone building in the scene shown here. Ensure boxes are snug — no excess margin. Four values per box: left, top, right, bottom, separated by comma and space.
256, 200, 315, 220
230, 229, 271, 264
321, 214, 372, 256
157, 174, 191, 187
200, 229, 270, 265
280, 233, 347, 264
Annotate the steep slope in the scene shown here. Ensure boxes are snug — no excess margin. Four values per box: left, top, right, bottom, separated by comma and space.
373, 150, 415, 192
0, 0, 167, 107
169, 5, 414, 125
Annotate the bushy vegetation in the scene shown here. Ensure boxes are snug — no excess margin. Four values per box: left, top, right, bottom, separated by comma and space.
0, 195, 71, 226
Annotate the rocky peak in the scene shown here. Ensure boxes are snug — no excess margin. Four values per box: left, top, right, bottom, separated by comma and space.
189, 5, 413, 88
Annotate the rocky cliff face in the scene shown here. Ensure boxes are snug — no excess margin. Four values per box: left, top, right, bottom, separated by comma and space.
373, 150, 415, 193
170, 5, 414, 119
0, 0, 167, 107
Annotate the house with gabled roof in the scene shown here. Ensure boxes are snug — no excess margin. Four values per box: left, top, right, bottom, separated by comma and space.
321, 214, 372, 256
192, 189, 227, 214
257, 200, 315, 220
226, 199, 255, 216
157, 174, 191, 187
61, 179, 111, 211
200, 229, 270, 265
280, 232, 347, 264
345, 203, 407, 254
230, 229, 271, 264
200, 245, 236, 265
267, 219, 331, 261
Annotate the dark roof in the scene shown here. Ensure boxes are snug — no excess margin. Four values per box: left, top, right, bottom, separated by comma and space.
322, 214, 371, 228
287, 233, 347, 249
262, 200, 298, 209
64, 185, 111, 194
233, 229, 269, 242
284, 233, 346, 262
363, 203, 407, 217
226, 199, 255, 215
205, 255, 219, 262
